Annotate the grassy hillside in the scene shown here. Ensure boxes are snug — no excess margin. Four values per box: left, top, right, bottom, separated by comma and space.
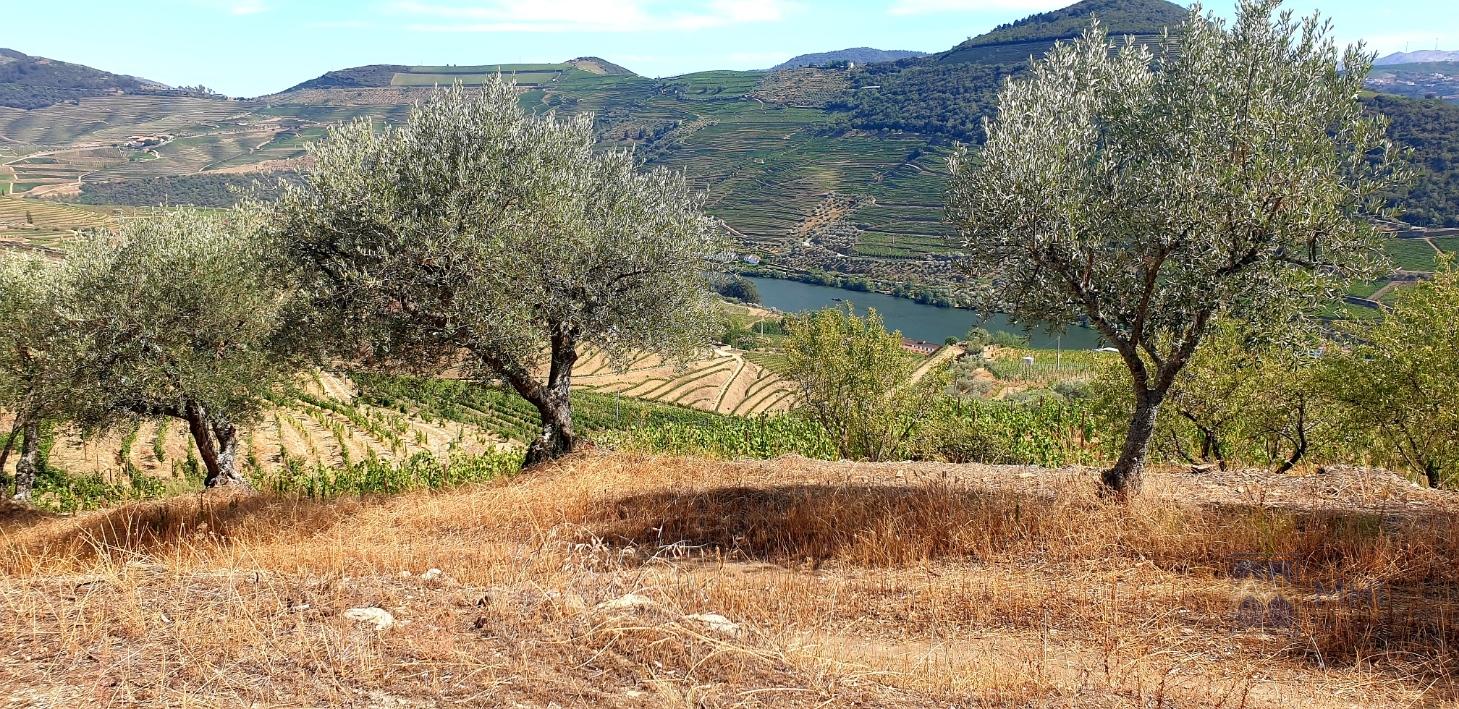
0, 47, 159, 109
3, 452, 1456, 706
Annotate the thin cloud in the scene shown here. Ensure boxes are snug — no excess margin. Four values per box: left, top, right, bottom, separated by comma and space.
395, 0, 791, 33
888, 0, 1065, 15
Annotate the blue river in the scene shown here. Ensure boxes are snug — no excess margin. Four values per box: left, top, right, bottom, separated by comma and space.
746, 276, 1104, 349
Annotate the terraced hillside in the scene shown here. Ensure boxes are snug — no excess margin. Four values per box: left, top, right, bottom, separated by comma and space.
2, 0, 1453, 292
574, 348, 798, 416
6, 345, 800, 495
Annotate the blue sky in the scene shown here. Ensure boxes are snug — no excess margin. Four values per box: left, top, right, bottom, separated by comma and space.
5, 0, 1455, 97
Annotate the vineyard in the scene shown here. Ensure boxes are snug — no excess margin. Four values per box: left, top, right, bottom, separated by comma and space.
5, 362, 830, 510
572, 348, 799, 416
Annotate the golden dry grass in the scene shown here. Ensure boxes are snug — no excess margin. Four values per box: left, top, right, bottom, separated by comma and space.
2, 453, 1456, 707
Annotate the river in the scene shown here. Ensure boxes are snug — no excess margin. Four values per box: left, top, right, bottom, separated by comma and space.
746, 276, 1105, 349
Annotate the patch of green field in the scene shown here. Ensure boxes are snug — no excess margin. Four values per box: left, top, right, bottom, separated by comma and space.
1346, 281, 1384, 299
1384, 238, 1441, 272
391, 72, 563, 87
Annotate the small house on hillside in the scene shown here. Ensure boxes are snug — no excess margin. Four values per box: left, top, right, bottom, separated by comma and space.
900, 338, 940, 356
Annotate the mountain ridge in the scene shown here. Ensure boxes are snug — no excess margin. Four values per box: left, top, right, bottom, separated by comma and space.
1376, 50, 1459, 66
0, 47, 173, 109
772, 48, 928, 71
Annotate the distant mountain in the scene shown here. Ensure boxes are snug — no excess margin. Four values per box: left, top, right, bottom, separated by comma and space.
838, 0, 1189, 139
284, 65, 409, 92
565, 57, 635, 76
281, 58, 637, 94
0, 47, 171, 109
1376, 50, 1459, 66
772, 49, 927, 71
938, 0, 1187, 64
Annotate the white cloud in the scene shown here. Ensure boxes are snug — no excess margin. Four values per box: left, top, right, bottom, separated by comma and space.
394, 0, 792, 33
888, 0, 1065, 16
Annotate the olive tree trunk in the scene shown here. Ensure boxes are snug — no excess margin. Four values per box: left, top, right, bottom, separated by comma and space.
12, 417, 40, 502
0, 412, 24, 495
520, 325, 579, 468
1102, 387, 1165, 500
183, 402, 249, 488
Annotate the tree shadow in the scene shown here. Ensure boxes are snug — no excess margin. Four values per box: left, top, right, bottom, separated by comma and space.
581, 481, 1459, 686
4, 491, 356, 567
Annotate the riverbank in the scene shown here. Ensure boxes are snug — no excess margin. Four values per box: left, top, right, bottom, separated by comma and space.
745, 275, 1104, 348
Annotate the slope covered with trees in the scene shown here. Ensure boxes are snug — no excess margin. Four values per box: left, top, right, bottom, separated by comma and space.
1368, 94, 1459, 227
772, 48, 927, 71
0, 48, 172, 109
833, 0, 1188, 141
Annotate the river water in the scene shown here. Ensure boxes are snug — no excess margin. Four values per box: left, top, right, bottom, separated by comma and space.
747, 277, 1104, 349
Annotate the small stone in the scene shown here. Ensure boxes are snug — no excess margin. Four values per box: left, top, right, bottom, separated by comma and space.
597, 593, 655, 612
399, 571, 413, 578
684, 612, 741, 637
421, 568, 443, 581
343, 607, 395, 630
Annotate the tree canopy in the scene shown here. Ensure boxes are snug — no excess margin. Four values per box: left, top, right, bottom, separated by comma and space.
946, 0, 1405, 496
273, 79, 722, 466
63, 209, 307, 487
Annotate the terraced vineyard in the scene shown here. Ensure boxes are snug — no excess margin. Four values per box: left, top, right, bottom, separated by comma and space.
10, 363, 810, 494
8, 371, 510, 487
0, 194, 115, 245
573, 348, 798, 416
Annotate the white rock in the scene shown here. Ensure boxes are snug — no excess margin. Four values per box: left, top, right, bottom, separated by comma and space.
343, 607, 396, 630
597, 593, 655, 612
421, 568, 443, 581
685, 613, 741, 637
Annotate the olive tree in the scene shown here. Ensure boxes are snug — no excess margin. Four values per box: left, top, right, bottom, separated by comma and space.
1324, 264, 1459, 488
272, 81, 721, 467
0, 253, 74, 500
946, 0, 1404, 497
66, 209, 306, 488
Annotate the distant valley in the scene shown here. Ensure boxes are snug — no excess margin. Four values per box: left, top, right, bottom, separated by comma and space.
2, 0, 1457, 303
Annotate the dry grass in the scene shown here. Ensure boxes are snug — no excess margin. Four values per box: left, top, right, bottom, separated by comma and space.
2, 453, 1457, 707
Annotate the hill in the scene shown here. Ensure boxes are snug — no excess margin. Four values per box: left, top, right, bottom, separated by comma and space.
566, 56, 636, 75
936, 0, 1187, 64
283, 58, 638, 93
1377, 50, 1459, 65
1366, 94, 1459, 227
2, 0, 1455, 293
835, 0, 1187, 140
0, 47, 172, 109
1367, 61, 1459, 103
772, 48, 927, 71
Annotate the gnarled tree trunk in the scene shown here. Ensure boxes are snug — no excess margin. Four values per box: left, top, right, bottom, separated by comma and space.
183, 402, 249, 489
0, 411, 24, 495
521, 325, 579, 468
12, 417, 39, 502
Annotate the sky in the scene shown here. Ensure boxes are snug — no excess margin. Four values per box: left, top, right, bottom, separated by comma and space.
4, 0, 1456, 97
